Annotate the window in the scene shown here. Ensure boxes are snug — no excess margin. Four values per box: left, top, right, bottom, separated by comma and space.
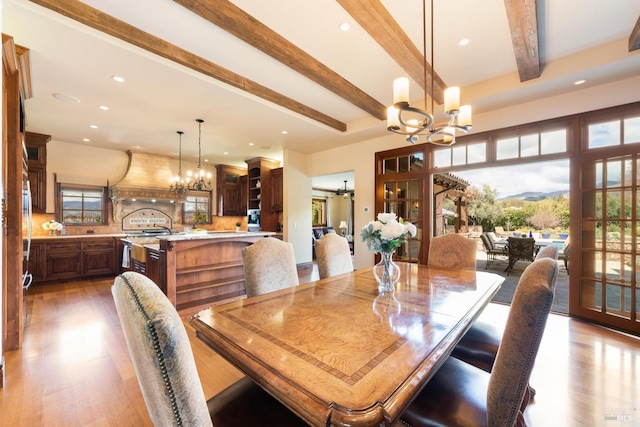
57, 184, 107, 225
433, 142, 486, 168
496, 129, 567, 159
183, 193, 211, 224
312, 198, 327, 226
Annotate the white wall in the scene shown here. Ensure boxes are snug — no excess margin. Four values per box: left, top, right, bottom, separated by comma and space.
283, 149, 312, 264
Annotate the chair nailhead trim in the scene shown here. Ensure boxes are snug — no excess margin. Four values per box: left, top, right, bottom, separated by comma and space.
119, 274, 183, 427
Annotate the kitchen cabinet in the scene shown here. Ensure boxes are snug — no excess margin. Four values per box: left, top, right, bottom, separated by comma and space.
27, 236, 119, 284
245, 157, 281, 231
215, 164, 247, 216
25, 131, 50, 213
271, 167, 283, 211
25, 241, 46, 283
46, 240, 82, 281
82, 238, 117, 276
146, 247, 162, 290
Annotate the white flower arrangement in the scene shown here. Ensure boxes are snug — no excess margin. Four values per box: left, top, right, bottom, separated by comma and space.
42, 220, 64, 231
361, 213, 417, 253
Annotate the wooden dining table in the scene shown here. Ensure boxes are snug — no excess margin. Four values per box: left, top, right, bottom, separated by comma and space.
191, 262, 504, 426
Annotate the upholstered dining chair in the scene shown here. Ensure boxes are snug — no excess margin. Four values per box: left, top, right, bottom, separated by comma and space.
315, 233, 353, 279
558, 237, 570, 274
242, 237, 299, 298
111, 272, 306, 427
535, 244, 559, 261
452, 241, 558, 373
427, 233, 477, 271
398, 258, 557, 427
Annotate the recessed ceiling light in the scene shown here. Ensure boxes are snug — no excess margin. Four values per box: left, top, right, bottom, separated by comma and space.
52, 93, 81, 103
223, 152, 229, 155
574, 79, 586, 86
89, 124, 98, 129
132, 145, 142, 149
98, 105, 109, 111
82, 138, 90, 142
458, 38, 470, 46
339, 22, 350, 31
281, 130, 288, 135
249, 142, 254, 146
112, 75, 125, 83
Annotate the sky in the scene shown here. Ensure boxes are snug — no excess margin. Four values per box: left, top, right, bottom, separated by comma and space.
454, 158, 570, 199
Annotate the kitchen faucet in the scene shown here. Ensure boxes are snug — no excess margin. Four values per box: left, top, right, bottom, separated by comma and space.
155, 225, 173, 235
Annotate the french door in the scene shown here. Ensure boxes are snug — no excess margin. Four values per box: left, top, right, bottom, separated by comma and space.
577, 150, 639, 334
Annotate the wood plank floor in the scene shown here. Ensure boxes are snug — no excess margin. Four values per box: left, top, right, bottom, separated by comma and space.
1, 275, 638, 426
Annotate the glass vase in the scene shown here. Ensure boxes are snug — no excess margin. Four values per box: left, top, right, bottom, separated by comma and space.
373, 251, 400, 294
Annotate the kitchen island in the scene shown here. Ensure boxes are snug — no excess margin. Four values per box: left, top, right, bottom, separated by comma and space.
122, 231, 274, 315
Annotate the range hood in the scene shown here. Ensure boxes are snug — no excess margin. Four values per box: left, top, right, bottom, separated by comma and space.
110, 151, 187, 203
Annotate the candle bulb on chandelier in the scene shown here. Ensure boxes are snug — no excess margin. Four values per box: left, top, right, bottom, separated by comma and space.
459, 105, 472, 128
393, 77, 409, 104
444, 86, 460, 114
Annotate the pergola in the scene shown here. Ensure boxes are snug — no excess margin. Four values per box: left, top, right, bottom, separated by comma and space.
433, 172, 470, 236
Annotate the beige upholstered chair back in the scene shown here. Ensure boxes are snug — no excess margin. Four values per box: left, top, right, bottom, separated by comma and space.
535, 244, 559, 261
112, 272, 213, 427
487, 258, 557, 426
242, 237, 299, 298
427, 233, 477, 271
315, 233, 353, 279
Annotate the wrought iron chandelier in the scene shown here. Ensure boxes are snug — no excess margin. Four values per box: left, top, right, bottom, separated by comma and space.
336, 180, 354, 198
386, 0, 472, 146
169, 130, 188, 194
187, 119, 212, 192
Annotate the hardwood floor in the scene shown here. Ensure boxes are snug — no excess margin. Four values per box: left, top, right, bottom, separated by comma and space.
1, 275, 638, 426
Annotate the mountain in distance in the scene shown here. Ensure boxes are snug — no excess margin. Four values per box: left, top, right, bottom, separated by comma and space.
499, 190, 569, 202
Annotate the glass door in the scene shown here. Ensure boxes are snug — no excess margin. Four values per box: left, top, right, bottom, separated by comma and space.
578, 153, 639, 333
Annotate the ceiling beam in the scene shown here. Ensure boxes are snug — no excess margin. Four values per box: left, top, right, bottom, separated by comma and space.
337, 0, 445, 105
28, 0, 347, 132
630, 15, 640, 51
174, 0, 387, 121
504, 0, 540, 82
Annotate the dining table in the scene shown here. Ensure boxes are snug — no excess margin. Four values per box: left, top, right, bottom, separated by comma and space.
191, 262, 504, 426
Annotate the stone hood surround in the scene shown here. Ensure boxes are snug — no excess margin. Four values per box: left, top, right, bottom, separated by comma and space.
110, 150, 187, 203
111, 151, 190, 223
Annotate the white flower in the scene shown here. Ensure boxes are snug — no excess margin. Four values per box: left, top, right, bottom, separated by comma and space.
377, 212, 397, 224
360, 212, 416, 254
42, 220, 63, 231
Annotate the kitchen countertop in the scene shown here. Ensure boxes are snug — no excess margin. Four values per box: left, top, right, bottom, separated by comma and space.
31, 233, 127, 241
121, 230, 275, 245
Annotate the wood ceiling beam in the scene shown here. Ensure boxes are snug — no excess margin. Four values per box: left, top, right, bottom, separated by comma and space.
630, 15, 640, 51
173, 0, 386, 120
504, 0, 540, 82
337, 0, 445, 105
28, 0, 347, 132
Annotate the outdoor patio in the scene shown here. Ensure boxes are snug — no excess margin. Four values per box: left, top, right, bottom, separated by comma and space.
475, 250, 569, 315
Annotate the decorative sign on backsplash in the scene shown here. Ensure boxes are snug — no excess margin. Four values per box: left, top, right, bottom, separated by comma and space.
122, 208, 172, 232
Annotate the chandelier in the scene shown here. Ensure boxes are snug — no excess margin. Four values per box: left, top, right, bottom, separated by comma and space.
336, 180, 354, 198
187, 119, 212, 192
386, 0, 472, 146
169, 130, 188, 194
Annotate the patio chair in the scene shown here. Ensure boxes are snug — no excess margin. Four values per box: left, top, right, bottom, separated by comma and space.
505, 237, 536, 275
480, 233, 508, 269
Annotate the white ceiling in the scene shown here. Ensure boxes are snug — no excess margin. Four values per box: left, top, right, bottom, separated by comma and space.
3, 0, 640, 191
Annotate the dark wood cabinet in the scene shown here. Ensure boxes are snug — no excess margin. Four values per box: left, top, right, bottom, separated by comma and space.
46, 241, 82, 281
25, 131, 50, 213
25, 241, 46, 283
146, 247, 162, 290
245, 157, 281, 231
28, 236, 119, 284
216, 164, 247, 216
271, 167, 283, 211
82, 238, 116, 276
